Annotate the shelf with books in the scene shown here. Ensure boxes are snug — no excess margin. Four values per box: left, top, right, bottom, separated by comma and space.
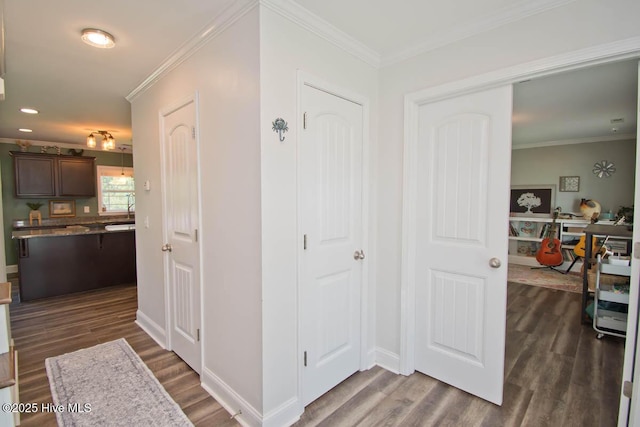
509, 216, 621, 269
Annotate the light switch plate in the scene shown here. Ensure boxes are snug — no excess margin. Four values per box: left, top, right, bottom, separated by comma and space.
83, 206, 90, 213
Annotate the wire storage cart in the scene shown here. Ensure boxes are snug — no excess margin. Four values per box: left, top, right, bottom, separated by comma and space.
593, 254, 631, 339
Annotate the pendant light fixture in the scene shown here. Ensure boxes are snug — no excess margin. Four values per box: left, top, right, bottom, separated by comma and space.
116, 146, 129, 184
87, 130, 115, 150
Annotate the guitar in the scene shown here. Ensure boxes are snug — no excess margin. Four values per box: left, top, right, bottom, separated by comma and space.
573, 216, 625, 257
536, 209, 563, 267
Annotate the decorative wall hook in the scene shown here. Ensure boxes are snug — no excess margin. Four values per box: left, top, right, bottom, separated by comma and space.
272, 118, 288, 142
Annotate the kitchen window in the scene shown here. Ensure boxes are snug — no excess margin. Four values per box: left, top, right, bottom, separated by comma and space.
97, 165, 135, 215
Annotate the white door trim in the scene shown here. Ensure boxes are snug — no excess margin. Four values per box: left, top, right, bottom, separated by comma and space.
296, 70, 372, 408
400, 35, 640, 403
158, 92, 204, 374
401, 36, 640, 376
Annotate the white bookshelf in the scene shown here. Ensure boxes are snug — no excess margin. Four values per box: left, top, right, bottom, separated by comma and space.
508, 217, 618, 270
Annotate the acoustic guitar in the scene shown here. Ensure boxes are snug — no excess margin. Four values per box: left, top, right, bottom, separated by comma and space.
536, 210, 563, 267
573, 216, 625, 257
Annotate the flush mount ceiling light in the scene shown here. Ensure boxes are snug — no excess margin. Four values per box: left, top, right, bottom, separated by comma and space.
20, 108, 39, 114
87, 130, 115, 150
18, 128, 32, 133
81, 28, 115, 48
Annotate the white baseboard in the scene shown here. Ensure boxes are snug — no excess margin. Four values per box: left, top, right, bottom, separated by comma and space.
364, 347, 377, 370
135, 310, 167, 349
262, 396, 300, 427
6, 265, 17, 274
375, 347, 400, 374
201, 367, 261, 426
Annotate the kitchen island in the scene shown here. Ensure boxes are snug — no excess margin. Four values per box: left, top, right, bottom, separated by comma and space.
12, 224, 136, 301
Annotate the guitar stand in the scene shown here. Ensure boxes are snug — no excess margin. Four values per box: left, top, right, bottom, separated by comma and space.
561, 256, 581, 274
530, 265, 564, 273
531, 256, 582, 274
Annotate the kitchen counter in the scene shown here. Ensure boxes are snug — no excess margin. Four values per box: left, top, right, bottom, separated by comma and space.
12, 224, 135, 239
14, 224, 136, 301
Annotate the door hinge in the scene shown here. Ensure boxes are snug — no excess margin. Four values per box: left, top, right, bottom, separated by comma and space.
635, 242, 640, 259
195, 229, 198, 242
303, 112, 307, 130
303, 234, 307, 250
197, 328, 200, 342
624, 381, 633, 398
192, 127, 196, 139
304, 351, 307, 367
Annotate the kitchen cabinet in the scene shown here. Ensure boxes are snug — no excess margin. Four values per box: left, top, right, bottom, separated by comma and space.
58, 156, 96, 196
11, 151, 96, 198
16, 230, 135, 301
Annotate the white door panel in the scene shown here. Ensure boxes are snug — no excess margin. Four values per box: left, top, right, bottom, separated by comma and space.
162, 99, 201, 373
300, 84, 364, 406
620, 61, 640, 426
414, 86, 512, 405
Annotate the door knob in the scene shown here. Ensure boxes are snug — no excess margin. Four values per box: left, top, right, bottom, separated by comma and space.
489, 257, 501, 268
161, 243, 172, 252
353, 250, 365, 260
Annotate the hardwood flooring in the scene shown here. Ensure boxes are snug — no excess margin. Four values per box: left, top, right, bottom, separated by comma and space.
8, 277, 624, 426
8, 279, 238, 427
294, 281, 625, 427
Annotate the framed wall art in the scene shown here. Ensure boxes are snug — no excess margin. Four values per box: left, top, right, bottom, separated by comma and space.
559, 176, 580, 192
509, 185, 555, 217
49, 200, 76, 218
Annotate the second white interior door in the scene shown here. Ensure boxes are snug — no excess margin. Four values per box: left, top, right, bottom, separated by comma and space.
299, 83, 365, 406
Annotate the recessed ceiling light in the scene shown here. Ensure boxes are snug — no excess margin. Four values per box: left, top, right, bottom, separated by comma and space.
18, 128, 33, 133
81, 28, 115, 49
20, 108, 39, 114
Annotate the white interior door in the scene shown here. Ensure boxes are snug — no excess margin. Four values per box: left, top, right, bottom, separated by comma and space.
620, 60, 640, 426
414, 85, 512, 405
299, 83, 364, 406
161, 98, 202, 373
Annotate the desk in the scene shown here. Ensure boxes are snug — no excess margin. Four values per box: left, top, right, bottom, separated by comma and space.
581, 224, 633, 323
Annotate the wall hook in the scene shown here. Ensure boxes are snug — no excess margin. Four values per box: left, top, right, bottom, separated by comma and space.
272, 118, 288, 142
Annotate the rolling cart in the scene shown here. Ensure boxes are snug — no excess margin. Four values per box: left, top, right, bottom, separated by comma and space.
593, 254, 631, 339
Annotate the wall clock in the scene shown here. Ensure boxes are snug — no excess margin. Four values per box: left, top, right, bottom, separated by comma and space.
593, 160, 615, 178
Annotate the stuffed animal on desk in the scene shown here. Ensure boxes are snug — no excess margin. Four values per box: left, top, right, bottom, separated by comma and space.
580, 198, 601, 222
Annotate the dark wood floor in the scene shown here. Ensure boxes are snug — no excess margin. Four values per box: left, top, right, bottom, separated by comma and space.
294, 281, 625, 427
8, 278, 238, 427
9, 277, 624, 427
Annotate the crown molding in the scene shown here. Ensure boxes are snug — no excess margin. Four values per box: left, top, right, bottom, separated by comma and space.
513, 133, 637, 150
381, 0, 577, 67
259, 0, 380, 67
126, 0, 259, 102
406, 36, 640, 105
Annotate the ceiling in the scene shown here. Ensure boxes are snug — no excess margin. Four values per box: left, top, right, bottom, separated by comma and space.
0, 0, 637, 149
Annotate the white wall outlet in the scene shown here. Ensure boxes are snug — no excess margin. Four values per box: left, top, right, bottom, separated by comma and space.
83, 206, 90, 214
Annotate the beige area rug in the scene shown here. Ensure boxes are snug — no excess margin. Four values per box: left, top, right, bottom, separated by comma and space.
46, 338, 193, 427
508, 263, 583, 293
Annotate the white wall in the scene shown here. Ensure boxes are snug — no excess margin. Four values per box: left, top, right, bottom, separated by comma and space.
376, 0, 640, 358
511, 140, 636, 215
130, 8, 264, 414
259, 5, 378, 422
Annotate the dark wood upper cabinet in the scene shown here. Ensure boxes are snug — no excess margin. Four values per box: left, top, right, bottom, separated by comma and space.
12, 151, 96, 198
58, 157, 96, 197
13, 154, 57, 197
